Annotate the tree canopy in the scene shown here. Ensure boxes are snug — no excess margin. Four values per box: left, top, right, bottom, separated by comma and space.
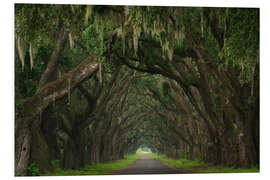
15, 4, 259, 176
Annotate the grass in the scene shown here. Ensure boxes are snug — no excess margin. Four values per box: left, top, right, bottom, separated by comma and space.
150, 153, 204, 171
41, 154, 140, 176
150, 153, 259, 173
197, 166, 259, 173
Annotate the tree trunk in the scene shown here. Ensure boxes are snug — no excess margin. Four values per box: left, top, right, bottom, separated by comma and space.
37, 25, 68, 91
30, 121, 54, 173
236, 117, 257, 167
63, 131, 85, 169
110, 132, 118, 160
28, 24, 67, 172
191, 143, 200, 160
84, 135, 93, 165
220, 134, 237, 166
251, 62, 260, 165
118, 143, 125, 159
219, 112, 237, 166
41, 107, 61, 160
91, 134, 101, 163
204, 140, 220, 165
15, 127, 31, 176
23, 54, 98, 123
102, 139, 111, 162
15, 54, 99, 175
99, 141, 105, 163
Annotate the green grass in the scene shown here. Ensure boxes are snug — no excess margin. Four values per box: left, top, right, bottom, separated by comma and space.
197, 166, 259, 173
41, 154, 140, 176
150, 153, 204, 171
150, 153, 259, 173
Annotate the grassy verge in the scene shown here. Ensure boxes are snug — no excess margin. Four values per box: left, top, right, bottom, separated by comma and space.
150, 153, 204, 171
150, 153, 259, 173
41, 154, 140, 176
197, 166, 259, 173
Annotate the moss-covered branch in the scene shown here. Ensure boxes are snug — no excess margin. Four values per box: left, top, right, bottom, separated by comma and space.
23, 54, 99, 126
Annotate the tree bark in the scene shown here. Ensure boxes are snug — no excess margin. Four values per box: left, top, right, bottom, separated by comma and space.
23, 54, 98, 124
37, 25, 68, 91
191, 143, 200, 160
84, 135, 93, 165
15, 54, 99, 176
236, 117, 257, 167
91, 133, 101, 163
41, 107, 61, 160
15, 128, 31, 176
62, 129, 85, 169
25, 24, 68, 174
219, 111, 237, 166
30, 121, 54, 173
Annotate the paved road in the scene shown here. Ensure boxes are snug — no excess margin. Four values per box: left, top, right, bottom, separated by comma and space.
115, 153, 181, 175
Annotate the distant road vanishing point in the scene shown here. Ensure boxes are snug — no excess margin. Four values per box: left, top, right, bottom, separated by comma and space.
114, 154, 181, 175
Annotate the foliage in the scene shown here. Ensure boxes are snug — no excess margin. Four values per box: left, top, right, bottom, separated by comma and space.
177, 149, 189, 159
42, 154, 140, 176
151, 153, 259, 173
27, 163, 39, 176
197, 166, 259, 173
15, 4, 259, 174
151, 153, 204, 170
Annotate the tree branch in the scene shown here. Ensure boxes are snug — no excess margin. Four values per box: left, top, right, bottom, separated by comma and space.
22, 54, 99, 126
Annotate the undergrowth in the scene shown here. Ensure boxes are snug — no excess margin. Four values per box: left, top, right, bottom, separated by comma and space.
41, 154, 140, 176
150, 153, 259, 173
150, 153, 203, 170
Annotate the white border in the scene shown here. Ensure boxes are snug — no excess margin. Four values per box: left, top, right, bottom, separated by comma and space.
1, 0, 270, 180
11, 0, 261, 7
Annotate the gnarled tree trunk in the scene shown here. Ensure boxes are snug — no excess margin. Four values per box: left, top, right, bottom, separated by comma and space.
41, 107, 61, 160
63, 129, 85, 169
236, 116, 257, 168
30, 121, 54, 173
15, 126, 31, 176
15, 54, 99, 176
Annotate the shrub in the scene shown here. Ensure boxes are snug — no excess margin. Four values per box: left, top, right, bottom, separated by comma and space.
27, 163, 39, 176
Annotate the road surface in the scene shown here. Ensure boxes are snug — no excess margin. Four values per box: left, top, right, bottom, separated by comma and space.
115, 153, 181, 175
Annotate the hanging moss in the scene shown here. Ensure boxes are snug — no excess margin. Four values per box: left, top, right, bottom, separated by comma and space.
126, 7, 186, 61
68, 32, 74, 49
200, 8, 204, 37
98, 63, 102, 84
29, 42, 38, 70
116, 23, 126, 55
16, 35, 27, 70
133, 25, 141, 54
68, 78, 71, 105
85, 5, 93, 25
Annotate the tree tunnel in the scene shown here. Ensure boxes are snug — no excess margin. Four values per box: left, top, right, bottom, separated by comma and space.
15, 4, 259, 175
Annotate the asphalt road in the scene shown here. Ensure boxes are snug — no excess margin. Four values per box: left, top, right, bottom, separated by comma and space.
115, 153, 181, 175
